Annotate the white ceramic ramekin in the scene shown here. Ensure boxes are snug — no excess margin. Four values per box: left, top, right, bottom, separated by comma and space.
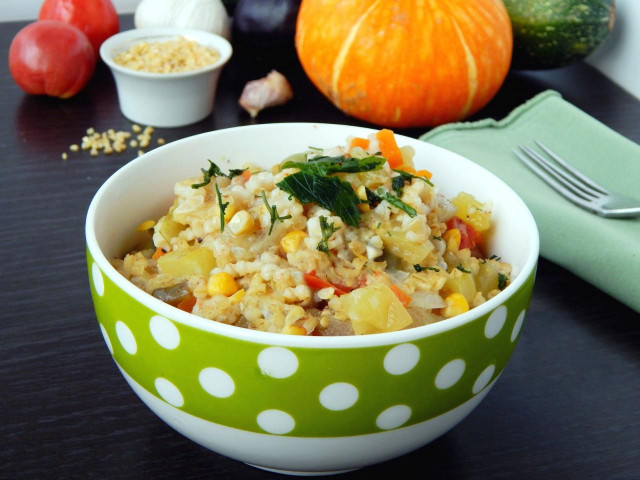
100, 27, 232, 128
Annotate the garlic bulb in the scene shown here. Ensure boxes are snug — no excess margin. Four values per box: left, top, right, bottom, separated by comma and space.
134, 0, 231, 40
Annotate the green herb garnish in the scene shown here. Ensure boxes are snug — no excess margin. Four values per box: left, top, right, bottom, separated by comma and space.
365, 187, 382, 208
456, 264, 472, 274
282, 154, 385, 176
390, 168, 434, 195
277, 172, 361, 227
317, 215, 340, 254
391, 175, 406, 196
414, 264, 440, 272
432, 235, 443, 241
215, 183, 228, 232
498, 273, 508, 290
377, 188, 417, 217
192, 160, 248, 189
490, 254, 502, 261
261, 190, 291, 235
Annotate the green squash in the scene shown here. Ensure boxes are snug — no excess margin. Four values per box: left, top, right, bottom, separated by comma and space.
504, 0, 616, 70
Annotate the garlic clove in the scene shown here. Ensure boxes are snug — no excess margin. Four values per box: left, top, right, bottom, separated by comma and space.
238, 70, 294, 118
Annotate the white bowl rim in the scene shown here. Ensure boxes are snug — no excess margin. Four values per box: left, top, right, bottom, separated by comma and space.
99, 27, 233, 79
86, 123, 539, 349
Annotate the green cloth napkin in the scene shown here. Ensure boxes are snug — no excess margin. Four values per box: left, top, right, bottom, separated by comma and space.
420, 90, 640, 313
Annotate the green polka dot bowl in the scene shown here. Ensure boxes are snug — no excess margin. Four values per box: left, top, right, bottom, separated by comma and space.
85, 123, 538, 475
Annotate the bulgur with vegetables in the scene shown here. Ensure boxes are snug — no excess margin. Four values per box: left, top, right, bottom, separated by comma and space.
112, 130, 511, 335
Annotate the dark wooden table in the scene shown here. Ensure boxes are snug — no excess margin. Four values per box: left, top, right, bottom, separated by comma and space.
1, 16, 639, 480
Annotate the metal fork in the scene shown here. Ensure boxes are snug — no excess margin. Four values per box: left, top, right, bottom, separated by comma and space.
514, 141, 640, 218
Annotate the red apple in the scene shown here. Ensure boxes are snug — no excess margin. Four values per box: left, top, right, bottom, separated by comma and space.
9, 20, 96, 99
39, 0, 119, 55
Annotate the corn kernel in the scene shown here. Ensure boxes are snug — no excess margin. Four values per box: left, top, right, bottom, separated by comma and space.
223, 199, 237, 223
356, 185, 370, 212
282, 325, 307, 335
229, 288, 245, 303
443, 228, 461, 252
442, 293, 470, 318
207, 272, 239, 297
356, 185, 368, 201
227, 210, 254, 235
137, 219, 156, 231
281, 230, 307, 253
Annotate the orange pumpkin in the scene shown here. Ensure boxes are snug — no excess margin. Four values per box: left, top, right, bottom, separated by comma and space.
295, 0, 513, 128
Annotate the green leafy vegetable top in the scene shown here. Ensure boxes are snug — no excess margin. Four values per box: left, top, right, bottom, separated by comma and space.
282, 154, 385, 176
277, 173, 362, 227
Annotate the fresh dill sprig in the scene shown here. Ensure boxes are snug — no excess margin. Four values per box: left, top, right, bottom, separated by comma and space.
317, 215, 341, 254
261, 190, 291, 235
215, 183, 228, 232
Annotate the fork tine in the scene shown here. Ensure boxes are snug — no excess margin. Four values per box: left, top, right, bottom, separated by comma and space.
518, 145, 600, 200
514, 148, 597, 211
535, 141, 609, 195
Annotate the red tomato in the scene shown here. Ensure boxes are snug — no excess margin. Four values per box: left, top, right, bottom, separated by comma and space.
39, 0, 119, 55
9, 20, 95, 99
446, 217, 482, 250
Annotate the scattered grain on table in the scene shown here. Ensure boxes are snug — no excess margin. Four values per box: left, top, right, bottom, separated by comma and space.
63, 124, 164, 160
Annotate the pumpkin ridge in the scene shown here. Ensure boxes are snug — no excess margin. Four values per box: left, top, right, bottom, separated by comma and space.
450, 14, 478, 120
331, 0, 383, 109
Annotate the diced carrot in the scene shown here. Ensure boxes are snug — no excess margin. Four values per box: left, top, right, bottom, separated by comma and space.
241, 169, 251, 181
176, 294, 197, 313
152, 247, 167, 260
376, 129, 403, 168
396, 165, 416, 174
390, 284, 412, 306
304, 271, 351, 296
414, 169, 433, 179
394, 165, 433, 180
349, 137, 370, 151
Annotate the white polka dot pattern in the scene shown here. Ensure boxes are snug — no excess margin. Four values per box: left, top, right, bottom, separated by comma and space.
384, 343, 420, 375
155, 377, 184, 407
435, 359, 465, 389
199, 367, 235, 398
258, 347, 298, 378
257, 409, 295, 435
92, 259, 529, 437
319, 383, 359, 411
149, 315, 180, 350
472, 364, 495, 394
511, 310, 526, 342
92, 262, 104, 297
115, 320, 137, 354
485, 306, 507, 339
376, 405, 412, 430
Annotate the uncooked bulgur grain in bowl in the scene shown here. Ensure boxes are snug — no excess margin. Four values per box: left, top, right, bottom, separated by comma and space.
113, 36, 221, 73
112, 129, 511, 336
